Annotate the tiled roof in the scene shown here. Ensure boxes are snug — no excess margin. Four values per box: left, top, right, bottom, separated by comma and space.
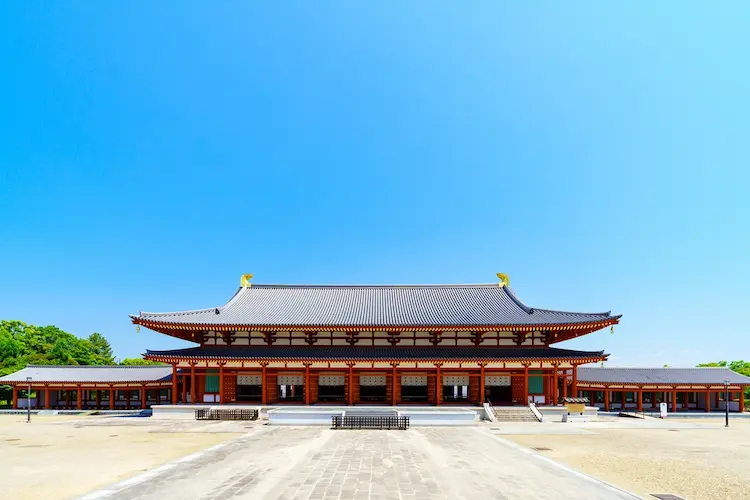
0, 365, 172, 384
577, 367, 750, 386
133, 284, 619, 328
145, 346, 606, 361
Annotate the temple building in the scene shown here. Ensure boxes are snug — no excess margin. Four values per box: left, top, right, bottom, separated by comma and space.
3, 274, 748, 412
132, 274, 618, 407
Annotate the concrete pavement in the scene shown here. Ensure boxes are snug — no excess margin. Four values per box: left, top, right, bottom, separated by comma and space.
82, 426, 640, 500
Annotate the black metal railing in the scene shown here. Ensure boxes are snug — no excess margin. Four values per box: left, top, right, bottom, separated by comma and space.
195, 409, 259, 421
331, 415, 409, 430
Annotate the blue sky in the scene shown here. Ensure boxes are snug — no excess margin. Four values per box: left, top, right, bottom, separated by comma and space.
1, 3, 748, 366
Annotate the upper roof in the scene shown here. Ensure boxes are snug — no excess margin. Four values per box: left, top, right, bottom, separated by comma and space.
577, 367, 750, 386
0, 365, 172, 384
132, 283, 620, 334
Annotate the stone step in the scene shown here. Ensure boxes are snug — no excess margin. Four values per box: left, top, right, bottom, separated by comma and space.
492, 406, 539, 423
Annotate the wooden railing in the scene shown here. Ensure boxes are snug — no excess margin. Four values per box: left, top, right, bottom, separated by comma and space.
331, 415, 409, 430
195, 409, 259, 421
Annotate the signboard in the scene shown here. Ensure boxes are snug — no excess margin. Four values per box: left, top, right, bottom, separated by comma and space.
566, 403, 586, 414
659, 402, 668, 418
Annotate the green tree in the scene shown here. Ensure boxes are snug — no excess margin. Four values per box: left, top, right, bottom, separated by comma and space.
119, 357, 165, 366
88, 333, 115, 364
0, 320, 121, 406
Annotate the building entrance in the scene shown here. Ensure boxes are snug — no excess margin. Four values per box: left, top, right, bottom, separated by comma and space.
318, 375, 346, 402
485, 375, 513, 405
359, 375, 387, 402
442, 375, 470, 403
401, 375, 428, 403
278, 375, 305, 402
236, 375, 262, 402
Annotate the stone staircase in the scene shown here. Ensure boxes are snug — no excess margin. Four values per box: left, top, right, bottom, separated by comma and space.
493, 406, 540, 423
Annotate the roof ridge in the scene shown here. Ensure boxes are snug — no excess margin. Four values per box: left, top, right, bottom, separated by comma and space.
248, 283, 500, 288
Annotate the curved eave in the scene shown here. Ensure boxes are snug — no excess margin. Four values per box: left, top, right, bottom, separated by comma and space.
144, 353, 609, 365
131, 316, 621, 342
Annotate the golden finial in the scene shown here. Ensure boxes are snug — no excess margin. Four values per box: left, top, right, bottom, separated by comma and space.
240, 274, 254, 287
496, 273, 510, 287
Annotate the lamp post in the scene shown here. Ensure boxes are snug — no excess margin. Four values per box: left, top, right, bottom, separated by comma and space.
26, 376, 32, 423
724, 379, 730, 427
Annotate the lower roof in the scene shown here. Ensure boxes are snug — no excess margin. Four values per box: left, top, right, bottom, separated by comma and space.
577, 367, 750, 386
145, 346, 606, 362
0, 365, 172, 384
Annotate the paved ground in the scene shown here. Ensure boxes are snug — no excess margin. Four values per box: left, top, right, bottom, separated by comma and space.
502, 419, 750, 500
0, 415, 244, 500
93, 426, 638, 500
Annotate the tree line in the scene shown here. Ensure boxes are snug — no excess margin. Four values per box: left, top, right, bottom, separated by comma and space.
0, 320, 161, 405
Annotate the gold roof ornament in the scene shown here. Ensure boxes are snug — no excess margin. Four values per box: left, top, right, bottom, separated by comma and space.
240, 274, 254, 287
496, 273, 510, 287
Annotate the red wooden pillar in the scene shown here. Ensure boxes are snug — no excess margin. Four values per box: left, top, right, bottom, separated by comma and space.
172, 363, 178, 404
109, 388, 115, 410
552, 364, 559, 405
651, 392, 657, 409
95, 389, 101, 409
190, 363, 196, 404
76, 386, 82, 409
348, 364, 353, 406
637, 390, 643, 412
740, 390, 745, 413
479, 364, 486, 404
571, 364, 578, 397
11, 386, 18, 409
261, 364, 267, 405
218, 364, 225, 404
181, 373, 187, 403
562, 370, 568, 400
305, 364, 311, 405
125, 390, 131, 409
604, 388, 610, 411
45, 387, 51, 409
683, 392, 689, 409
392, 364, 398, 405
141, 387, 147, 409
705, 389, 711, 412
621, 391, 626, 409
435, 364, 442, 406
523, 364, 529, 405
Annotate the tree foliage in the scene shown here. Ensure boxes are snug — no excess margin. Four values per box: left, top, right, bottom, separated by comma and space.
697, 360, 750, 408
0, 320, 122, 404
119, 357, 165, 366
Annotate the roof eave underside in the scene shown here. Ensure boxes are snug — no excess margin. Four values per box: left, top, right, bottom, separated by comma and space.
143, 347, 608, 363
132, 317, 621, 332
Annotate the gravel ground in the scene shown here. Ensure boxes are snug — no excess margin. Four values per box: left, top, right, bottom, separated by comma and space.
0, 415, 246, 500
503, 419, 750, 500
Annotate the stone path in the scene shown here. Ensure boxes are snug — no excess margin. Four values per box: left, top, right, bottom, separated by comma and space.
90, 426, 640, 500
